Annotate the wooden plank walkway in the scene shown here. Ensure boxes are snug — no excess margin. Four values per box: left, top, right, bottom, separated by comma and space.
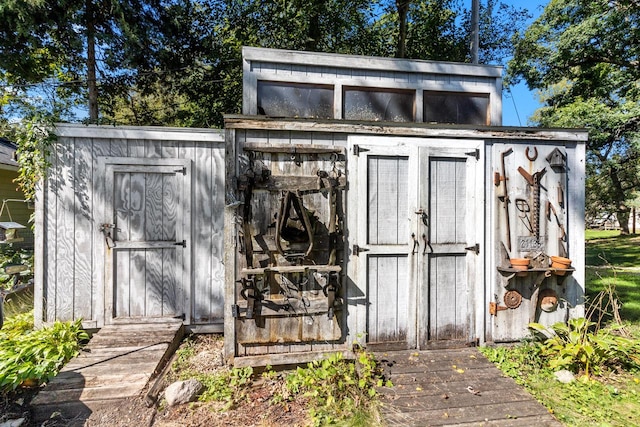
31, 322, 184, 424
375, 348, 561, 426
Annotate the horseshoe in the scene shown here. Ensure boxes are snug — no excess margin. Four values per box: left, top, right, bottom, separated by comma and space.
525, 146, 538, 161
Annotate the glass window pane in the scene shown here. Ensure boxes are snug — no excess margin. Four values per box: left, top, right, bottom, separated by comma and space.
424, 92, 489, 125
344, 88, 414, 122
257, 81, 334, 119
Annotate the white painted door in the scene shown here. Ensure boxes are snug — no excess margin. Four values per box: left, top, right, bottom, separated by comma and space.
354, 142, 480, 349
417, 147, 479, 348
102, 158, 191, 324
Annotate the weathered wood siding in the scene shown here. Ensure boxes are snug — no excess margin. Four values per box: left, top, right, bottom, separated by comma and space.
242, 47, 503, 125
35, 125, 225, 328
226, 117, 588, 364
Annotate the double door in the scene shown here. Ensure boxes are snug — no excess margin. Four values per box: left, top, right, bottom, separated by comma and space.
353, 139, 481, 349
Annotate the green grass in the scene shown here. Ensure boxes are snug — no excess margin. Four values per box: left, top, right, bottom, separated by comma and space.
483, 230, 640, 426
585, 234, 640, 267
482, 345, 640, 427
585, 229, 622, 240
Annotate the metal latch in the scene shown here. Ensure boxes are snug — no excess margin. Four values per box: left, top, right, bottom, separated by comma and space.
352, 244, 370, 256
174, 240, 187, 247
465, 243, 480, 255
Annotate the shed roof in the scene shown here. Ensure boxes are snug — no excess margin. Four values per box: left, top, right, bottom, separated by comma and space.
243, 46, 503, 78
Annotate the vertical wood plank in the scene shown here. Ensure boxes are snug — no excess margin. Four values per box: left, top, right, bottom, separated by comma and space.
54, 138, 76, 321
210, 146, 226, 321
73, 138, 94, 321
193, 142, 213, 322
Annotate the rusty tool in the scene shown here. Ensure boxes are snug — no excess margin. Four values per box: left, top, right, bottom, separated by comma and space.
518, 166, 546, 240
495, 148, 513, 251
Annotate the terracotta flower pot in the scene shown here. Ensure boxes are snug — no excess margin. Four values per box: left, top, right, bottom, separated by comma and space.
550, 256, 572, 275
509, 258, 530, 273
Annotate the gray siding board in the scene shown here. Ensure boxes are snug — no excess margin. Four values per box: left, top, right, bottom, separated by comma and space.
40, 127, 224, 328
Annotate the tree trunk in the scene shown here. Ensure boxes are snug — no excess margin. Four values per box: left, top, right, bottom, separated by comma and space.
396, 0, 411, 58
86, 0, 99, 122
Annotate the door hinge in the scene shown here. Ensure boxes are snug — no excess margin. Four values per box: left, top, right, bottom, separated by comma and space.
175, 166, 187, 175
352, 244, 370, 256
465, 243, 480, 255
231, 304, 240, 318
174, 240, 187, 247
465, 149, 480, 160
353, 145, 370, 156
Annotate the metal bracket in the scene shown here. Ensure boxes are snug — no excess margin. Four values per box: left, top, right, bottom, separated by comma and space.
465, 243, 480, 255
174, 166, 187, 175
465, 149, 480, 160
174, 240, 187, 247
353, 145, 370, 156
352, 244, 370, 256
231, 304, 240, 318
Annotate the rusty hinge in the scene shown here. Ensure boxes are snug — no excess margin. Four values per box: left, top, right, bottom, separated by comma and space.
353, 145, 370, 156
489, 302, 508, 316
465, 243, 480, 255
465, 149, 480, 160
352, 244, 370, 256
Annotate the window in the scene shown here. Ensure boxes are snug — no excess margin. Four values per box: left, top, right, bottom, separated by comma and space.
257, 81, 334, 119
424, 92, 489, 125
344, 88, 414, 122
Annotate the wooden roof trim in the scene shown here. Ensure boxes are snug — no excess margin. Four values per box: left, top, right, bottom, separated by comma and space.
242, 46, 503, 78
224, 115, 589, 142
55, 124, 225, 142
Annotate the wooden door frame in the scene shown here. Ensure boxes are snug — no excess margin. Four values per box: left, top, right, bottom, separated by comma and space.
347, 136, 484, 350
97, 157, 192, 326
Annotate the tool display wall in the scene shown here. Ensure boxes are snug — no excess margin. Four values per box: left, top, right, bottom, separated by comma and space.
229, 143, 347, 350
491, 142, 582, 341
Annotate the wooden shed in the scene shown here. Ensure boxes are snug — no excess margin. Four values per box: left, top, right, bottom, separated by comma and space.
36, 47, 587, 368
223, 48, 587, 366
35, 126, 226, 330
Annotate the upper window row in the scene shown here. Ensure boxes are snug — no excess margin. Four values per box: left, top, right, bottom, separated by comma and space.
257, 81, 489, 125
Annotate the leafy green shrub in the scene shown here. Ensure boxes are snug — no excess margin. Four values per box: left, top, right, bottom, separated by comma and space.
0, 311, 88, 391
529, 318, 640, 377
197, 366, 253, 405
282, 351, 388, 426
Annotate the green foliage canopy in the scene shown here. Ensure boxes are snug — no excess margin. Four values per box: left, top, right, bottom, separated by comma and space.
508, 0, 640, 232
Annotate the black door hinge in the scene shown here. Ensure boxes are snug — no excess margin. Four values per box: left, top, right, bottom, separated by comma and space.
231, 304, 240, 318
353, 244, 370, 256
465, 149, 480, 160
353, 145, 370, 156
465, 243, 480, 255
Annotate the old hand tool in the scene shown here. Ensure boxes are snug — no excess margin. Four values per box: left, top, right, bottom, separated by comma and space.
518, 166, 546, 240
495, 148, 513, 252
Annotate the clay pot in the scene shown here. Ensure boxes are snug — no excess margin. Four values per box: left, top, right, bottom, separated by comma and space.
539, 289, 559, 312
509, 258, 530, 276
550, 256, 572, 275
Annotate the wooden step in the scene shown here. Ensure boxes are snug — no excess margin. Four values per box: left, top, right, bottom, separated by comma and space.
31, 322, 184, 423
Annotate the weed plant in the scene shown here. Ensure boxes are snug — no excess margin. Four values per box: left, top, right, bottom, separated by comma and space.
278, 351, 388, 426
0, 311, 88, 391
